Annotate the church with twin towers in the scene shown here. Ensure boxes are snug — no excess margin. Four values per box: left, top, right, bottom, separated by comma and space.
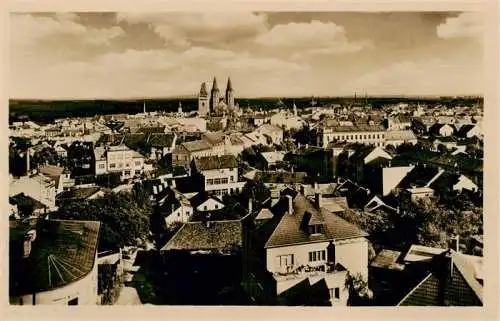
198, 77, 237, 117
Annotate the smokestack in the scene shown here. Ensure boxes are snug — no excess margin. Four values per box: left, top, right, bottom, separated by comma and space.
285, 195, 293, 215
26, 147, 30, 175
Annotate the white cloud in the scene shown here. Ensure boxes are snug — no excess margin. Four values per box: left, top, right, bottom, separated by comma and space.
11, 13, 125, 48
255, 20, 370, 58
342, 58, 483, 96
436, 12, 483, 40
117, 12, 267, 47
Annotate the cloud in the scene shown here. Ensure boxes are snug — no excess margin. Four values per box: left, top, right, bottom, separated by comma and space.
255, 20, 370, 58
436, 12, 483, 40
342, 58, 482, 96
116, 12, 267, 48
11, 13, 125, 48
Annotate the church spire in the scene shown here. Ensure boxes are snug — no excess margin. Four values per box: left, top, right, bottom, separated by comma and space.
212, 77, 219, 91
200, 82, 208, 96
226, 77, 233, 91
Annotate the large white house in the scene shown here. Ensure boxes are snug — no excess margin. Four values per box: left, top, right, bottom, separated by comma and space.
10, 174, 57, 211
262, 189, 369, 306
94, 145, 148, 180
192, 155, 245, 197
317, 124, 387, 148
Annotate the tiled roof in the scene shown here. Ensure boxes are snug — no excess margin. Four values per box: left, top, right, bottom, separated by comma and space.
56, 187, 102, 201
9, 193, 47, 210
194, 155, 238, 171
149, 133, 175, 148
202, 131, 225, 145
9, 219, 100, 296
264, 194, 368, 248
385, 130, 417, 141
370, 249, 405, 271
182, 140, 212, 152
161, 219, 243, 252
397, 165, 441, 189
39, 165, 64, 177
255, 208, 274, 220
255, 171, 308, 184
398, 251, 483, 306
137, 126, 166, 134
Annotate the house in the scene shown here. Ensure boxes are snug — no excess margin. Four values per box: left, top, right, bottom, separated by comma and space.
159, 219, 248, 304
9, 174, 57, 211
364, 157, 415, 196
253, 124, 284, 145
429, 171, 478, 193
384, 116, 412, 131
254, 171, 308, 198
429, 123, 455, 137
94, 145, 147, 180
9, 193, 48, 217
38, 164, 74, 194
456, 124, 482, 139
148, 133, 177, 160
317, 122, 387, 148
253, 189, 369, 306
56, 187, 105, 206
384, 130, 418, 147
270, 113, 305, 131
172, 140, 213, 169
433, 136, 458, 151
158, 190, 194, 227
192, 155, 245, 197
9, 219, 101, 305
339, 145, 393, 183
260, 151, 286, 169
398, 249, 482, 306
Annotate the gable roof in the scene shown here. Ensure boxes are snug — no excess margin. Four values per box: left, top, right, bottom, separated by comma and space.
160, 219, 243, 252
398, 250, 483, 306
9, 219, 100, 296
264, 194, 368, 248
255, 171, 308, 184
149, 133, 175, 148
56, 187, 102, 202
194, 155, 238, 171
255, 208, 274, 220
397, 165, 441, 189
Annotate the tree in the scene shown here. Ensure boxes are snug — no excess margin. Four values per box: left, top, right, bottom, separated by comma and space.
31, 146, 62, 168
437, 143, 447, 154
385, 144, 396, 155
53, 192, 151, 251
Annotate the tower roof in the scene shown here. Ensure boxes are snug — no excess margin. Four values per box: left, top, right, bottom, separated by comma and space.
226, 77, 233, 91
212, 77, 219, 91
200, 82, 208, 96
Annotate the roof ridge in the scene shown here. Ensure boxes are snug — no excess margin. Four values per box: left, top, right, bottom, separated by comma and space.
397, 272, 433, 306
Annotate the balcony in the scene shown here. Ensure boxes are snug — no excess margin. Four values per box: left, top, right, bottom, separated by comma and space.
273, 262, 347, 282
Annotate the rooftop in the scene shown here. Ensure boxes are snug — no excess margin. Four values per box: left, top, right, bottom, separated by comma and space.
265, 194, 368, 248
10, 219, 100, 296
194, 154, 238, 171
161, 219, 243, 252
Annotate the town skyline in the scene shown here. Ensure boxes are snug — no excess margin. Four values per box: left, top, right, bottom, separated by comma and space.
10, 12, 483, 99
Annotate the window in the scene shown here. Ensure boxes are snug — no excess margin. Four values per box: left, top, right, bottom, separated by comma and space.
230, 176, 234, 182
309, 224, 323, 234
124, 170, 131, 176
125, 163, 130, 168
109, 163, 116, 169
309, 250, 326, 262
98, 164, 105, 169
68, 297, 78, 305
204, 205, 207, 210
118, 163, 123, 168
135, 170, 141, 175
329, 288, 340, 300
215, 204, 218, 209
135, 161, 141, 166
277, 254, 294, 268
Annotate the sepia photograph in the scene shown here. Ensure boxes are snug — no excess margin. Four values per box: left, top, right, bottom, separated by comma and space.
7, 10, 487, 308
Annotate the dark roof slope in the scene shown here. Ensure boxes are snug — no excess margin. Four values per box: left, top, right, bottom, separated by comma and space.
265, 194, 368, 248
255, 171, 308, 184
398, 251, 482, 306
194, 155, 238, 171
10, 219, 100, 296
161, 219, 243, 252
397, 165, 441, 189
149, 133, 175, 148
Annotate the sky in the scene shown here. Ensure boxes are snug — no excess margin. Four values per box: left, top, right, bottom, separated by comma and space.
9, 12, 484, 99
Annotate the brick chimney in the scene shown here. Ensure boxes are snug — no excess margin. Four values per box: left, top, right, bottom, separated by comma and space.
285, 195, 293, 215
23, 230, 37, 258
314, 182, 322, 209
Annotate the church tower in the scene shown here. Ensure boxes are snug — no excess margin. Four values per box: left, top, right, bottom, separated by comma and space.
225, 77, 234, 110
198, 82, 209, 117
210, 77, 220, 114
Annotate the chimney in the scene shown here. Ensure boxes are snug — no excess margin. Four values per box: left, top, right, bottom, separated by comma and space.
285, 195, 293, 215
314, 183, 322, 209
26, 148, 30, 175
327, 241, 336, 267
300, 185, 305, 196
23, 230, 36, 258
248, 198, 253, 215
